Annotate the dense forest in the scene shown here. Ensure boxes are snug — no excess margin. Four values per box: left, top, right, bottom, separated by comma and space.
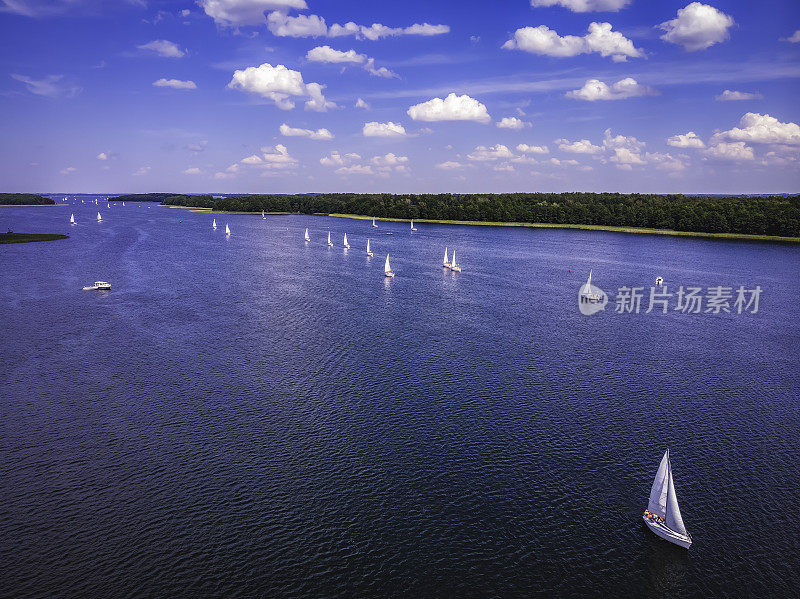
162, 193, 800, 237
109, 193, 178, 202
0, 193, 55, 205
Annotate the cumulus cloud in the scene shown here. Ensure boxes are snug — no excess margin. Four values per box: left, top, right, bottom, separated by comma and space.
467, 144, 515, 161
320, 150, 361, 167
436, 161, 465, 170
556, 138, 602, 154
355, 97, 370, 110
517, 144, 549, 154
705, 141, 754, 161
496, 116, 532, 130
667, 131, 706, 149
715, 89, 763, 101
335, 164, 373, 175
645, 152, 687, 172
138, 40, 185, 58
306, 45, 397, 78
227, 63, 335, 111
265, 11, 449, 40
240, 144, 297, 168
362, 121, 407, 137
182, 167, 202, 175
198, 0, 307, 26
529, 0, 631, 11
566, 77, 656, 100
784, 30, 800, 43
153, 78, 197, 90
279, 123, 333, 140
712, 112, 800, 146
10, 73, 80, 98
407, 93, 491, 123
371, 153, 408, 166
503, 22, 643, 62
658, 3, 734, 52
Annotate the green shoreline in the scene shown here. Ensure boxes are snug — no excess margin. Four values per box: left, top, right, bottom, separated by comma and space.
1, 233, 69, 244
161, 205, 800, 243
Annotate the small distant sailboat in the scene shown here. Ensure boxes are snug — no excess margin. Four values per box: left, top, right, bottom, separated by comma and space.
410, 220, 417, 231
212, 218, 217, 230
262, 210, 266, 220
372, 218, 378, 228
343, 233, 350, 249
580, 269, 602, 302
450, 250, 461, 272
384, 254, 395, 278
94, 199, 98, 205
70, 213, 75, 225
304, 227, 310, 242
225, 224, 231, 236
443, 247, 451, 268
643, 449, 692, 549
366, 238, 373, 257
327, 231, 333, 247
96, 212, 102, 222
122, 202, 125, 207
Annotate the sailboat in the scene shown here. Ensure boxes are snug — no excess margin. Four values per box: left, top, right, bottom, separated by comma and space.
450, 250, 461, 272
410, 220, 417, 231
442, 247, 451, 268
384, 254, 394, 278
212, 218, 217, 230
372, 218, 378, 228
343, 233, 350, 249
581, 269, 602, 302
70, 213, 75, 225
122, 202, 125, 207
327, 231, 333, 247
366, 238, 373, 257
262, 210, 266, 220
643, 449, 692, 549
96, 212, 102, 222
225, 224, 231, 236
304, 227, 310, 242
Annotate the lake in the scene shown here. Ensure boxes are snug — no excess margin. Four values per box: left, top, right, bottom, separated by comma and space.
2, 197, 799, 597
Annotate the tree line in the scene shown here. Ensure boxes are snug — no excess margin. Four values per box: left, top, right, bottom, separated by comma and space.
162, 193, 800, 237
0, 193, 55, 205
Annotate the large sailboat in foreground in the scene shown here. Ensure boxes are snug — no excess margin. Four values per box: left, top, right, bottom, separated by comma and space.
643, 449, 692, 549
580, 269, 602, 303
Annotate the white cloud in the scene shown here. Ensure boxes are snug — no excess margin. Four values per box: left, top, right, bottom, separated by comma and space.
306, 45, 397, 78
715, 89, 763, 101
240, 144, 297, 169
138, 40, 185, 58
467, 144, 515, 161
371, 153, 408, 166
517, 144, 549, 154
10, 73, 80, 98
712, 112, 800, 146
602, 128, 645, 153
355, 97, 370, 109
496, 116, 532, 130
265, 11, 449, 40
198, 0, 307, 26
436, 161, 465, 169
407, 93, 491, 123
362, 121, 407, 137
267, 11, 327, 37
227, 63, 335, 111
667, 131, 706, 149
60, 166, 76, 174
182, 167, 202, 175
187, 141, 208, 153
556, 138, 602, 154
503, 22, 643, 62
153, 78, 197, 90
279, 123, 333, 140
785, 30, 800, 43
320, 151, 360, 167
645, 152, 687, 172
566, 77, 656, 100
336, 164, 373, 175
133, 166, 151, 176
529, 0, 631, 11
658, 3, 734, 52
97, 152, 108, 161
705, 141, 754, 161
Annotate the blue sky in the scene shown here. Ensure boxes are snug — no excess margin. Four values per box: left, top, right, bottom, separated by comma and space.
1, 0, 799, 194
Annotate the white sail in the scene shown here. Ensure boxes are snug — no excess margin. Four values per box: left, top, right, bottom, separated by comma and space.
327, 231, 332, 245
372, 218, 377, 227
665, 460, 689, 537
384, 254, 391, 273
97, 212, 102, 221
213, 218, 217, 229
343, 233, 349, 247
647, 449, 671, 520
261, 210, 265, 218
451, 251, 457, 267
581, 269, 594, 296
70, 213, 75, 224
122, 202, 125, 206
304, 227, 310, 241
225, 224, 231, 235
367, 238, 371, 253
410, 220, 413, 229
443, 247, 449, 266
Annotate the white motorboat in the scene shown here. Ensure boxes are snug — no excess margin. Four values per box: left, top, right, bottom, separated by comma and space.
384, 254, 395, 278
83, 281, 111, 291
643, 449, 692, 549
655, 276, 664, 286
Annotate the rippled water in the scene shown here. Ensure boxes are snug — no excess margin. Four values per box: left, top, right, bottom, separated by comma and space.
2, 198, 799, 597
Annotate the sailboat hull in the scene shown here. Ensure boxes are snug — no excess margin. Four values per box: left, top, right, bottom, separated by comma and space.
643, 517, 692, 548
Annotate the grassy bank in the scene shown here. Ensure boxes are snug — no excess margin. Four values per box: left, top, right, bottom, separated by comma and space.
327, 214, 800, 244
0, 233, 69, 244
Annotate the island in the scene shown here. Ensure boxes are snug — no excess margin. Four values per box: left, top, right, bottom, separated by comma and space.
109, 193, 179, 203
161, 192, 800, 241
1, 233, 69, 244
0, 193, 56, 206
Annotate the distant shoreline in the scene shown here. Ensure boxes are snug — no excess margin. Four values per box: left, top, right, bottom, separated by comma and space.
0, 204, 64, 207
1, 233, 69, 244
